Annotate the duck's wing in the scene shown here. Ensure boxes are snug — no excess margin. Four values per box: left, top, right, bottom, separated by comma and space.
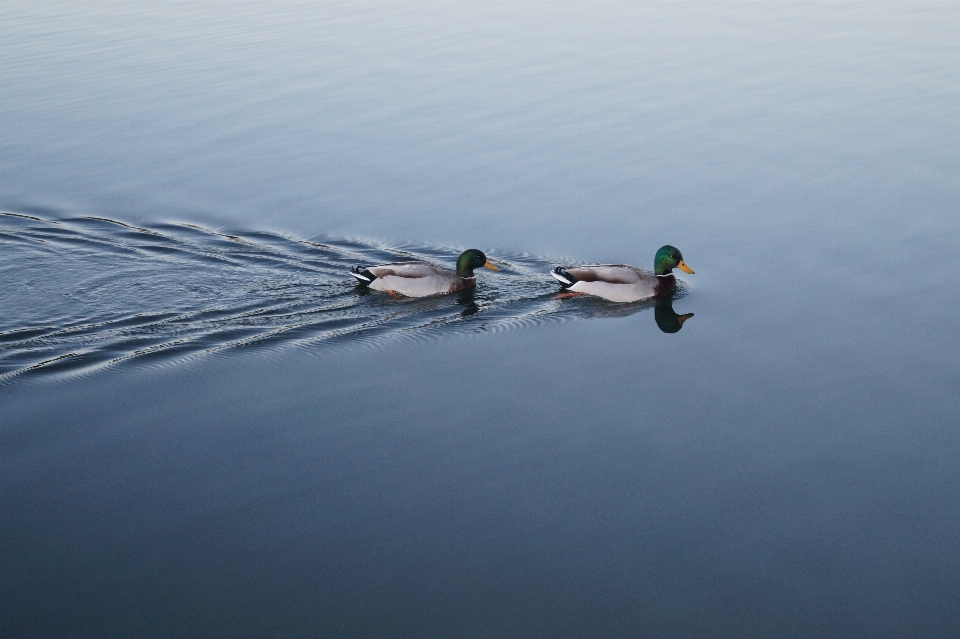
561, 264, 650, 284
367, 261, 448, 279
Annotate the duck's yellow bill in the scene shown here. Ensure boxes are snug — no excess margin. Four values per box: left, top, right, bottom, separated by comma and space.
677, 312, 694, 326
677, 260, 694, 274
484, 260, 499, 271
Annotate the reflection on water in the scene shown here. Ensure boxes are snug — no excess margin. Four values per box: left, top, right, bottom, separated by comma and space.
0, 211, 692, 383
655, 300, 694, 333
552, 291, 695, 333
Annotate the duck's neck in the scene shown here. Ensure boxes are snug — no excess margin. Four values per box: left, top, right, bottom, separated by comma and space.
455, 254, 475, 278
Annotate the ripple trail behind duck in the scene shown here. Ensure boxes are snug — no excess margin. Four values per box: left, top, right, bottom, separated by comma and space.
0, 212, 685, 383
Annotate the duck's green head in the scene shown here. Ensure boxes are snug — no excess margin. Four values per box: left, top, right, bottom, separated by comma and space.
654, 245, 694, 276
456, 249, 499, 277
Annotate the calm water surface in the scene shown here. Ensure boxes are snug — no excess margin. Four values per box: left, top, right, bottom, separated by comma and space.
2, 2, 959, 637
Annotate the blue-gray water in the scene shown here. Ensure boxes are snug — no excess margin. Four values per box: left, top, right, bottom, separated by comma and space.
0, 211, 694, 382
2, 1, 959, 637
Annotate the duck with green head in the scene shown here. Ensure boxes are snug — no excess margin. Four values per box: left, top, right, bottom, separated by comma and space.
551, 245, 694, 303
351, 248, 499, 297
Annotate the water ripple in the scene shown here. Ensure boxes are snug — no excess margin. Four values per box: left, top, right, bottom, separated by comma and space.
0, 212, 690, 383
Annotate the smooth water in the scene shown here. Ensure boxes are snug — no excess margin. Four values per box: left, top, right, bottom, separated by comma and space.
2, 2, 959, 637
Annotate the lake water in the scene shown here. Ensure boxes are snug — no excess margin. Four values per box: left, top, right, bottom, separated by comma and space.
2, 1, 959, 636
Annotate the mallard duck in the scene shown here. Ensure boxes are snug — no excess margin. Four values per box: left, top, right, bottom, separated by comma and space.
350, 248, 499, 297
551, 245, 694, 303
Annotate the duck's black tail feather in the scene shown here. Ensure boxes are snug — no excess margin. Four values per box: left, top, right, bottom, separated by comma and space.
551, 266, 578, 289
350, 266, 378, 284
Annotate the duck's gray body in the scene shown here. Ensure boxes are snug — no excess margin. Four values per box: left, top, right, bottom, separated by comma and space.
353, 261, 475, 297
551, 264, 675, 302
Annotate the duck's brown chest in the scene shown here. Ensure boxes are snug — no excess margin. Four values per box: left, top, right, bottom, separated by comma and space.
448, 277, 477, 293
653, 275, 676, 298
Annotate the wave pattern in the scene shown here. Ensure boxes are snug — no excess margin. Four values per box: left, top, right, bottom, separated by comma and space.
0, 212, 687, 383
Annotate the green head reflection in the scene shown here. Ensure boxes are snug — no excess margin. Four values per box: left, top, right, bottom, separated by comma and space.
654, 299, 694, 333
456, 288, 480, 317
555, 293, 694, 333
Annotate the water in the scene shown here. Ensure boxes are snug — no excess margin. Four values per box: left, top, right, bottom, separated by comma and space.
0, 211, 691, 383
2, 1, 959, 637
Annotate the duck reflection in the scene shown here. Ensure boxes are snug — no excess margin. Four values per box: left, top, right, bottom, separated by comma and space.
456, 288, 481, 317
353, 274, 693, 333
654, 299, 694, 333
560, 295, 694, 333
